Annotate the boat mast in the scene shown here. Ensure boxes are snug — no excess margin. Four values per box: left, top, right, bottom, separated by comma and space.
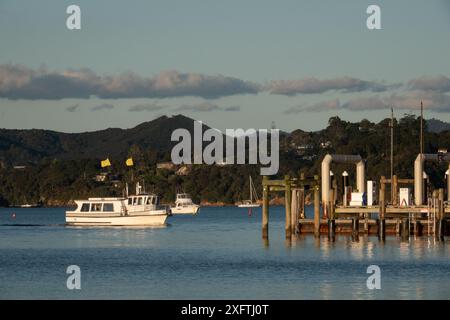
249, 176, 253, 202
390, 107, 394, 202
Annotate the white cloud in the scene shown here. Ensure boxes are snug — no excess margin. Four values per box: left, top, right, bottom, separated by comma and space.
269, 77, 390, 95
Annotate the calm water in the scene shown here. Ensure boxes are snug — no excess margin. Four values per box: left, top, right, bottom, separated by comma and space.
0, 206, 449, 300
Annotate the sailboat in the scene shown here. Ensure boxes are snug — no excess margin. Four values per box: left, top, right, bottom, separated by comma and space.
238, 176, 260, 208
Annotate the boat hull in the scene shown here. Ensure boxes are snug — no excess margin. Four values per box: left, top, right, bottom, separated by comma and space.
238, 204, 260, 208
65, 212, 168, 226
170, 206, 200, 215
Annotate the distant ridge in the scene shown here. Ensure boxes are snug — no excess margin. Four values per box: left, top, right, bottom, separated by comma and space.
0, 115, 204, 164
426, 118, 450, 133
1, 114, 449, 165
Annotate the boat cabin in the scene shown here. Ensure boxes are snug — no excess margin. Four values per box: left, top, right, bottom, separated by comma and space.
127, 194, 159, 206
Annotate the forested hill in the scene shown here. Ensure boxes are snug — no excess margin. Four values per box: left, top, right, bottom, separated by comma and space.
0, 114, 200, 165
1, 114, 450, 206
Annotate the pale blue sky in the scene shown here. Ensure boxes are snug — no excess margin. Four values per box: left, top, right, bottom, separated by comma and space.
1, 0, 450, 132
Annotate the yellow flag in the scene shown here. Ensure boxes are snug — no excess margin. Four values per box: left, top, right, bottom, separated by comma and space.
101, 158, 111, 168
125, 157, 134, 166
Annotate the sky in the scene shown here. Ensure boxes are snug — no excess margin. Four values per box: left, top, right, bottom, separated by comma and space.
1, 0, 450, 133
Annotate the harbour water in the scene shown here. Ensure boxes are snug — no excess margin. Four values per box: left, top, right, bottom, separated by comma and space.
0, 206, 449, 299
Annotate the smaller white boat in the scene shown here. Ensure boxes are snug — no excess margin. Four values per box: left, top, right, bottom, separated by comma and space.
171, 193, 200, 215
238, 176, 260, 208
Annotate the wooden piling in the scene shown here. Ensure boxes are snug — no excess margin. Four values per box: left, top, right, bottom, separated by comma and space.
379, 187, 386, 241
299, 188, 305, 219
438, 188, 445, 241
314, 185, 320, 237
285, 175, 292, 239
401, 217, 409, 240
396, 219, 401, 235
262, 176, 269, 240
352, 217, 359, 241
328, 189, 336, 240
291, 189, 298, 235
392, 174, 398, 206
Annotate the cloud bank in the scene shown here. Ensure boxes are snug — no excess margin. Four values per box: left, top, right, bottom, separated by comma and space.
0, 64, 259, 100
129, 102, 167, 112
408, 75, 450, 93
2, 64, 450, 114
268, 77, 391, 95
287, 91, 450, 113
174, 102, 240, 112
91, 103, 114, 111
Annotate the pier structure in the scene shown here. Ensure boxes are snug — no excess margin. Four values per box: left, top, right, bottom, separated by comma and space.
261, 153, 449, 241
262, 174, 320, 240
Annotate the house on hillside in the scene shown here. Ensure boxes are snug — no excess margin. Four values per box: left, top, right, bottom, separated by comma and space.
175, 165, 192, 176
156, 162, 177, 171
94, 172, 109, 182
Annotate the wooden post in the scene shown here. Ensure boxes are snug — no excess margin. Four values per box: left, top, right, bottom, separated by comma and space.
328, 189, 335, 241
414, 220, 421, 237
332, 178, 338, 204
392, 174, 398, 206
291, 189, 298, 235
285, 175, 292, 239
438, 188, 445, 241
379, 187, 386, 241
364, 213, 369, 234
300, 188, 305, 219
401, 217, 409, 240
352, 217, 359, 241
314, 185, 320, 237
262, 176, 269, 240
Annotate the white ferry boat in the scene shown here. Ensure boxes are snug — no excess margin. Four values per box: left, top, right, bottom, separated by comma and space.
170, 193, 200, 215
66, 184, 169, 226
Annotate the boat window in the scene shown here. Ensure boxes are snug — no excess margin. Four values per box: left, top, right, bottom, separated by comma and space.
103, 203, 114, 212
137, 197, 142, 205
133, 197, 138, 205
91, 203, 102, 211
80, 203, 90, 212
128, 198, 132, 205
146, 197, 152, 205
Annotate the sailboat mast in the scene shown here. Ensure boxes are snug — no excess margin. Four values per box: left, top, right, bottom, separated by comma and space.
249, 176, 253, 201
390, 107, 394, 201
